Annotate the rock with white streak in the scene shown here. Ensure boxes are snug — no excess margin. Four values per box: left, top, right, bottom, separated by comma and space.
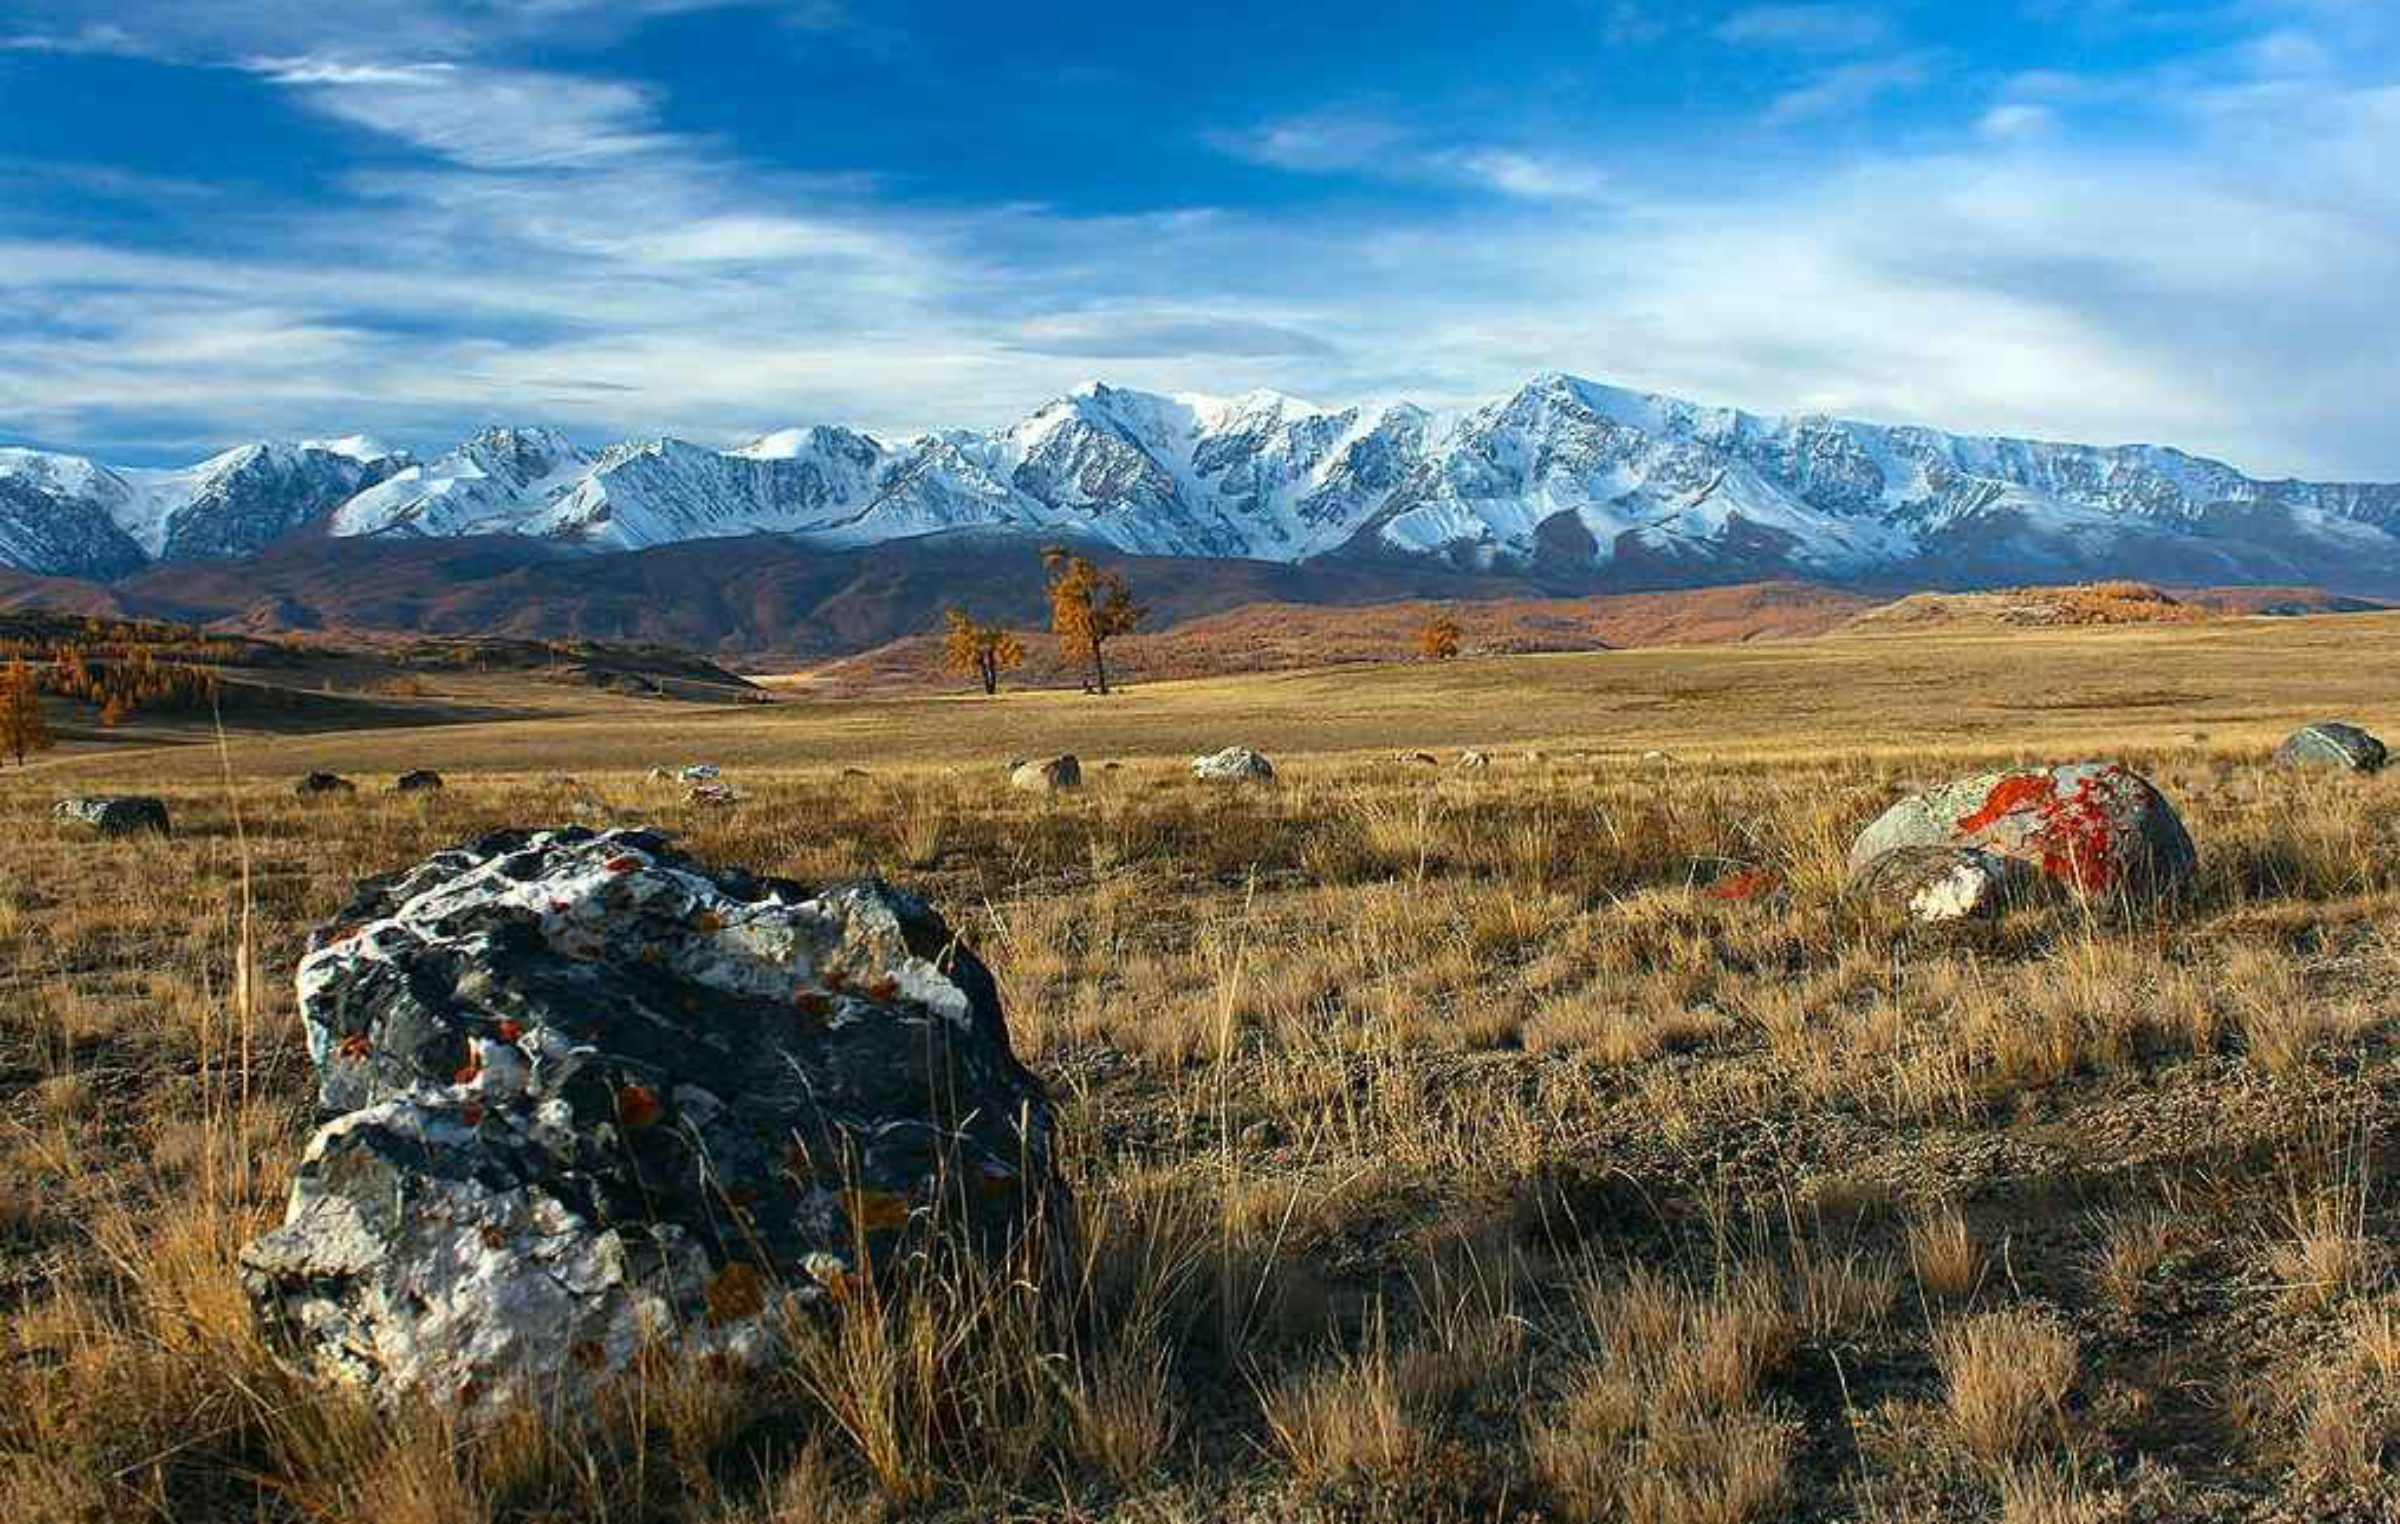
2274, 723, 2386, 773
239, 827, 1061, 1417
1192, 746, 1275, 783
56, 795, 171, 836
1010, 755, 1081, 793
1851, 845, 2039, 924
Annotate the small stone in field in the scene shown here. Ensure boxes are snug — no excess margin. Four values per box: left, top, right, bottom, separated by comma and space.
679, 763, 721, 782
841, 766, 870, 779
1851, 845, 2038, 924
1192, 746, 1275, 783
687, 781, 741, 808
56, 796, 171, 836
1457, 750, 1492, 772
1011, 755, 1081, 793
1847, 762, 2194, 902
392, 770, 444, 793
2274, 722, 2386, 773
296, 772, 356, 796
1399, 751, 1438, 766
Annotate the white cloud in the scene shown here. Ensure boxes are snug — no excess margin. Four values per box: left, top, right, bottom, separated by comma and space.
1217, 115, 1611, 202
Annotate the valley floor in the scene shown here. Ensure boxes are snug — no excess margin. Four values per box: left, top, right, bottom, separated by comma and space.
4, 612, 2399, 1521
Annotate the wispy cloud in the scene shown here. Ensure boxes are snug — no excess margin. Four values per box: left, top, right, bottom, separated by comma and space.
1716, 4, 1889, 52
1214, 112, 1609, 203
1764, 53, 1938, 124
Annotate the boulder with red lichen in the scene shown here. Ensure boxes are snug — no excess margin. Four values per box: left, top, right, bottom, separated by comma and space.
1846, 763, 2195, 903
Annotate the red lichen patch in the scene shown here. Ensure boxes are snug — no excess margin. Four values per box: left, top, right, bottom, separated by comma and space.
864, 975, 900, 1003
1958, 771, 2057, 835
337, 1032, 372, 1061
795, 990, 832, 1018
615, 1082, 664, 1130
603, 855, 644, 874
845, 1188, 912, 1232
495, 1018, 524, 1044
461, 1102, 484, 1128
1705, 867, 1782, 902
549, 900, 571, 914
693, 910, 724, 935
704, 1262, 766, 1325
822, 968, 849, 993
455, 1378, 484, 1409
453, 1055, 482, 1086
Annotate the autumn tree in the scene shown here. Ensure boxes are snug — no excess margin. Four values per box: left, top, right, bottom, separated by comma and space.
0, 660, 52, 766
1419, 612, 1463, 661
1043, 548, 1144, 695
940, 609, 1024, 696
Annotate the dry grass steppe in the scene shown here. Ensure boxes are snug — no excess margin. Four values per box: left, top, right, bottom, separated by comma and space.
4, 610, 2399, 1522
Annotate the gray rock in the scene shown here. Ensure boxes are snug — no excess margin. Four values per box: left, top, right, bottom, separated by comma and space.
56, 795, 171, 836
1847, 763, 2195, 902
297, 772, 356, 796
686, 781, 741, 808
1192, 746, 1275, 783
1851, 845, 2039, 924
392, 770, 445, 793
2274, 722, 2387, 773
239, 827, 1062, 1417
1010, 755, 1082, 793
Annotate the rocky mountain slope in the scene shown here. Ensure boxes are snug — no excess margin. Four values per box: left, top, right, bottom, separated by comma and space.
7, 374, 2400, 590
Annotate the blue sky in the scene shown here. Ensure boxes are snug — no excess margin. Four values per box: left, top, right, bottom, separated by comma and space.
2, 1, 2396, 477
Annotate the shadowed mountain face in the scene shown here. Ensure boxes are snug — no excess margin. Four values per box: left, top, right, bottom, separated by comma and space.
5, 374, 2400, 594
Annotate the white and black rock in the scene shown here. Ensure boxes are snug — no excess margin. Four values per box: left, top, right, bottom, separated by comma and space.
239, 827, 1062, 1416
393, 770, 445, 793
1192, 746, 1275, 783
1010, 755, 1081, 793
55, 795, 171, 836
1457, 749, 1492, 772
1848, 763, 2195, 902
1851, 845, 2039, 924
297, 772, 356, 796
2274, 723, 2387, 773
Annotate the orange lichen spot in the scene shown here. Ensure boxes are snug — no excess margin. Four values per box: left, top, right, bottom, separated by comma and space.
604, 855, 644, 874
453, 1055, 482, 1085
461, 1101, 484, 1128
455, 1378, 484, 1408
337, 1032, 372, 1061
615, 1082, 664, 1130
1957, 772, 2056, 834
1705, 867, 1781, 902
478, 1224, 509, 1250
704, 1262, 766, 1325
693, 910, 724, 934
822, 968, 849, 992
864, 975, 900, 1003
569, 1338, 609, 1370
796, 990, 832, 1017
845, 1188, 913, 1232
640, 945, 664, 965
495, 1018, 524, 1044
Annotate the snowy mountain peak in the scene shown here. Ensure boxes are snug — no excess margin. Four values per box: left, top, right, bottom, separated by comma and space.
7, 374, 2400, 588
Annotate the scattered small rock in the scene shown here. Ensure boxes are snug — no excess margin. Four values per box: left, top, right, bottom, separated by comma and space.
296, 773, 356, 797
392, 770, 444, 793
1011, 755, 1082, 793
1399, 751, 1439, 766
687, 782, 742, 808
2274, 722, 2387, 773
679, 764, 722, 782
841, 766, 871, 779
1192, 746, 1275, 783
56, 796, 171, 836
239, 827, 1062, 1418
1457, 749, 1492, 772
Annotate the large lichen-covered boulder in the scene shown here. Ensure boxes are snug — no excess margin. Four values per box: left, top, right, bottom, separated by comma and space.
56, 795, 171, 836
239, 827, 1062, 1416
1851, 845, 2040, 924
2274, 722, 2387, 773
1193, 746, 1275, 783
1847, 763, 2195, 902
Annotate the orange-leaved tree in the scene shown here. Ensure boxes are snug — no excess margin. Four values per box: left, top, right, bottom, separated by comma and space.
1419, 612, 1463, 662
0, 659, 53, 766
1043, 548, 1143, 695
940, 609, 1024, 696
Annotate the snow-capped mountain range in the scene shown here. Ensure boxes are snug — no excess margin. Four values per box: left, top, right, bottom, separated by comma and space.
7, 374, 2399, 588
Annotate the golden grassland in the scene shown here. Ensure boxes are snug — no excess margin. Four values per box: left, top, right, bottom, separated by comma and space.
3, 612, 2400, 1522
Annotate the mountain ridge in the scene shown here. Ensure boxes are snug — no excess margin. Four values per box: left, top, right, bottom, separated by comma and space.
6, 373, 2400, 591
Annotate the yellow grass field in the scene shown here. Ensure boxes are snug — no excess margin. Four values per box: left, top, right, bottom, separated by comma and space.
4, 612, 2398, 1522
